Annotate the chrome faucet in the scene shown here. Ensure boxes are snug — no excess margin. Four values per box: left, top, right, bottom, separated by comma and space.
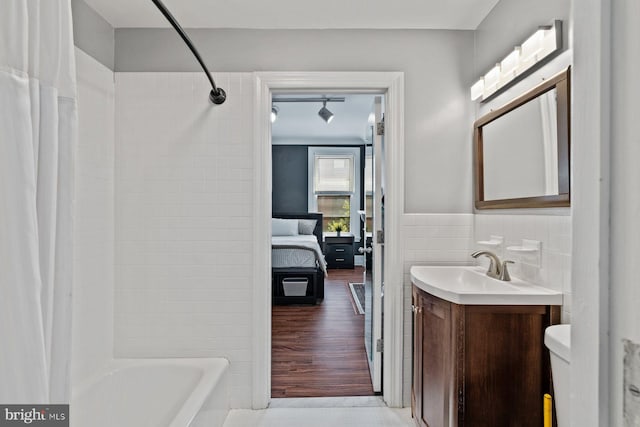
471, 250, 514, 281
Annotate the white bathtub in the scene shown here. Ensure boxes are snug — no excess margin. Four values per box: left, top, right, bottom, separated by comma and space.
71, 358, 229, 427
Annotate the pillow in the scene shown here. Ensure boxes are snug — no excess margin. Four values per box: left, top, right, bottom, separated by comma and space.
298, 219, 317, 235
272, 218, 299, 236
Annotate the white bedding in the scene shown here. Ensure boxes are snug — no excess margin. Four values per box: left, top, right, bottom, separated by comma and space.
272, 248, 317, 268
272, 235, 327, 276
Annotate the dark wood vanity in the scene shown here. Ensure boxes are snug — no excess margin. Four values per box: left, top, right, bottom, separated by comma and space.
411, 285, 560, 427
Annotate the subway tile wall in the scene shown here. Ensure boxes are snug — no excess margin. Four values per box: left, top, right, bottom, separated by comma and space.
72, 49, 115, 385
114, 72, 254, 408
401, 213, 475, 406
474, 213, 572, 322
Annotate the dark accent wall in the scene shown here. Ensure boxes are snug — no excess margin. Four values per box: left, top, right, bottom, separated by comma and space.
272, 146, 308, 213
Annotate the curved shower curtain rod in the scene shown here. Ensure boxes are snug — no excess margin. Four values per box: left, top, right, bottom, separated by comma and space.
151, 0, 226, 105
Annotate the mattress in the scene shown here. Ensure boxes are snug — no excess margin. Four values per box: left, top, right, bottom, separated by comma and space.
271, 235, 326, 272
272, 248, 317, 268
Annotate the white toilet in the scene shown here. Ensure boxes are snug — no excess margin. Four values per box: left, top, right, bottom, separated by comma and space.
544, 324, 571, 427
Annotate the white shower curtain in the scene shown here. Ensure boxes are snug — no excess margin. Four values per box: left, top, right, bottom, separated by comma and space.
0, 0, 76, 403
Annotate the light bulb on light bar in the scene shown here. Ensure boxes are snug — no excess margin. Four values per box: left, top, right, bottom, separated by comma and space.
470, 20, 562, 102
520, 28, 545, 65
500, 47, 521, 82
470, 78, 484, 101
483, 64, 501, 97
519, 24, 558, 75
540, 25, 558, 55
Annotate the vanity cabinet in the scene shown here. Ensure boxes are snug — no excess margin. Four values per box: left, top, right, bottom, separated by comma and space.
411, 285, 560, 427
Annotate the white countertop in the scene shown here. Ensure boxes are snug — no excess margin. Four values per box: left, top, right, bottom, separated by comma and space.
410, 265, 563, 306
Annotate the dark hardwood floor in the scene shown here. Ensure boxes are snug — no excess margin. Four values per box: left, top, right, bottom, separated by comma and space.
271, 267, 374, 398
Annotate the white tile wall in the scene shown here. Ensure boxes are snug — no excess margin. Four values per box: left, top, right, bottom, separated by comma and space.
114, 72, 254, 408
401, 213, 475, 405
474, 213, 572, 322
72, 48, 115, 384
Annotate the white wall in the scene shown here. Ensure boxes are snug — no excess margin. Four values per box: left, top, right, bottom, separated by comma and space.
115, 29, 475, 214
609, 1, 640, 424
114, 72, 254, 408
72, 48, 115, 384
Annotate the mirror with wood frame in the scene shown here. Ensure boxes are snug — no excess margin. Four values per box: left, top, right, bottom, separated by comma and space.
474, 67, 570, 209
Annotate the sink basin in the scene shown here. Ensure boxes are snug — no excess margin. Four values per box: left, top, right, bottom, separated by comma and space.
410, 265, 563, 305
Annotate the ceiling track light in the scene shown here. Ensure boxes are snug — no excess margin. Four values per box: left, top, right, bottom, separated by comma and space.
271, 96, 345, 124
317, 101, 334, 123
272, 97, 346, 103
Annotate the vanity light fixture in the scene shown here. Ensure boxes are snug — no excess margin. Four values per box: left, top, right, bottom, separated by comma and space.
271, 105, 279, 123
470, 20, 562, 101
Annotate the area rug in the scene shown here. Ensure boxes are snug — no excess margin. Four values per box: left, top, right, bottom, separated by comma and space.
348, 282, 365, 315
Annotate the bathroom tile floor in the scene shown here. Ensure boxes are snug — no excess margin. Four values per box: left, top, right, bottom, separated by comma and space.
223, 397, 413, 427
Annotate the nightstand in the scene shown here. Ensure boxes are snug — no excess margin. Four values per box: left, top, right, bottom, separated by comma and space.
324, 234, 355, 269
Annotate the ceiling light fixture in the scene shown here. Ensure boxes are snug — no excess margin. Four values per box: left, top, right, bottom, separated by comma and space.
317, 101, 334, 124
470, 20, 562, 102
271, 97, 345, 124
271, 105, 279, 123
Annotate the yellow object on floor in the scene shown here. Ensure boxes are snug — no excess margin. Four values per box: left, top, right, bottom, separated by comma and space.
544, 394, 552, 427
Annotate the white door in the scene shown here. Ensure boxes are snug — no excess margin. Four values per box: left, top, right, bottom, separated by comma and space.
362, 96, 384, 392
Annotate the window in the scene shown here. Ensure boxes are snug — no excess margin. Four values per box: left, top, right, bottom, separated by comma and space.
317, 194, 351, 231
308, 147, 361, 236
314, 156, 354, 193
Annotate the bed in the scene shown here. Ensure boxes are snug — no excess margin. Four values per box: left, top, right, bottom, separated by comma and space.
272, 213, 326, 305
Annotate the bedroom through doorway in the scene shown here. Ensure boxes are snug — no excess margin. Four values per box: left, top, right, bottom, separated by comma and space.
270, 93, 385, 398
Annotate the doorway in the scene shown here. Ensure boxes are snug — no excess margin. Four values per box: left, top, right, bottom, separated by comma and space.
252, 72, 405, 409
270, 94, 384, 398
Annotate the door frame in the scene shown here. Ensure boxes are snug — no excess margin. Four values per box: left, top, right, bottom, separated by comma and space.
252, 72, 405, 409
